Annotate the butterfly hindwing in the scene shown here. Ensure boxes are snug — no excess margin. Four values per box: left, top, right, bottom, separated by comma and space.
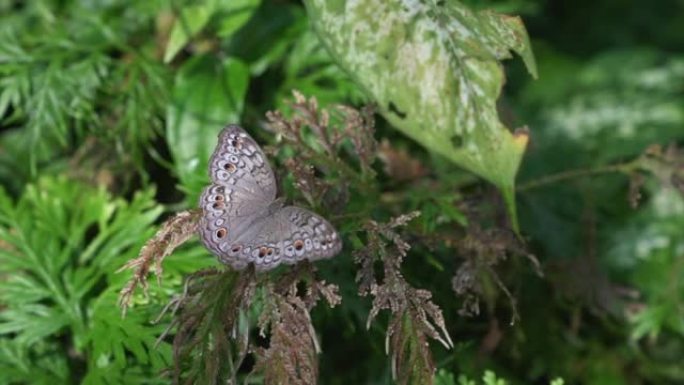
221, 206, 342, 270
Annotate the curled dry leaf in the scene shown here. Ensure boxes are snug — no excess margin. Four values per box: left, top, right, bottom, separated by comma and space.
378, 139, 428, 182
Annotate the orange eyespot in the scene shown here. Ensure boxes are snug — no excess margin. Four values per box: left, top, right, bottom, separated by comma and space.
231, 245, 241, 253
223, 163, 236, 172
267, 248, 273, 256
258, 247, 268, 258
215, 195, 224, 201
216, 228, 227, 238
212, 201, 224, 209
294, 240, 304, 251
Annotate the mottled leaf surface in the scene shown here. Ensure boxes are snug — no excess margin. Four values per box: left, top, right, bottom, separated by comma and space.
304, 0, 537, 231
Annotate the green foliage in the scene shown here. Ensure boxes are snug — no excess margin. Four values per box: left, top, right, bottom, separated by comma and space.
166, 55, 250, 204
435, 370, 563, 385
610, 186, 684, 341
522, 49, 684, 163
0, 1, 169, 187
2, 0, 684, 384
275, 29, 366, 107
0, 177, 168, 384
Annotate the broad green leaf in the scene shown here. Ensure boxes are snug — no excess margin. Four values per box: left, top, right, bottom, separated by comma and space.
226, 3, 307, 75
166, 55, 249, 204
164, 0, 262, 63
277, 29, 366, 106
217, 0, 262, 38
303, 0, 537, 233
164, 5, 213, 63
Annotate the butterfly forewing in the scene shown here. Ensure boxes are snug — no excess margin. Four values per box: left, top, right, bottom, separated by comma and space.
208, 125, 276, 202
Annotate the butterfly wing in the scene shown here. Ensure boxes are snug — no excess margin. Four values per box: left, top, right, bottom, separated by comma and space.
207, 124, 276, 204
199, 125, 277, 260
203, 205, 341, 271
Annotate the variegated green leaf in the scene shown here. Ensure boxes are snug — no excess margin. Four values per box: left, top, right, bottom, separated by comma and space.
303, 0, 537, 232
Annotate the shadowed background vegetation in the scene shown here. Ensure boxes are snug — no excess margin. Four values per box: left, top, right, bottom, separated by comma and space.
0, 0, 683, 384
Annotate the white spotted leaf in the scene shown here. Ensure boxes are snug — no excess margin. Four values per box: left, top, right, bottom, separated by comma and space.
303, 0, 537, 232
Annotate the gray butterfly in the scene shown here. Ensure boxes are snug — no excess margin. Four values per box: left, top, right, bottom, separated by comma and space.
198, 124, 342, 271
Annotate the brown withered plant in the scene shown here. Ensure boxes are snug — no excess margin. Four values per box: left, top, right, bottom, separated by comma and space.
266, 90, 377, 210
451, 223, 540, 322
251, 264, 341, 385
354, 211, 454, 385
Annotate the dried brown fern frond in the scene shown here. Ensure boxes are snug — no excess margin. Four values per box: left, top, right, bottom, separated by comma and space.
284, 157, 330, 208
336, 103, 377, 173
451, 223, 539, 322
252, 265, 340, 385
254, 285, 319, 385
118, 209, 202, 315
355, 211, 452, 385
266, 90, 377, 204
169, 267, 256, 385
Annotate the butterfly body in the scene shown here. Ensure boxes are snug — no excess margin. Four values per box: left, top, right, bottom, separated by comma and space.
198, 125, 342, 271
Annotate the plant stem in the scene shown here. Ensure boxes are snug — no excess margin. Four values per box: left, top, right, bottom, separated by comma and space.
517, 161, 639, 192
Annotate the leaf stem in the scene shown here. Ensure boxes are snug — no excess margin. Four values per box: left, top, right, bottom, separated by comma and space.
517, 161, 639, 192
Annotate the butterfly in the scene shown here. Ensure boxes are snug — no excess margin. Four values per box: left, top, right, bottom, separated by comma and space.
198, 125, 342, 271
